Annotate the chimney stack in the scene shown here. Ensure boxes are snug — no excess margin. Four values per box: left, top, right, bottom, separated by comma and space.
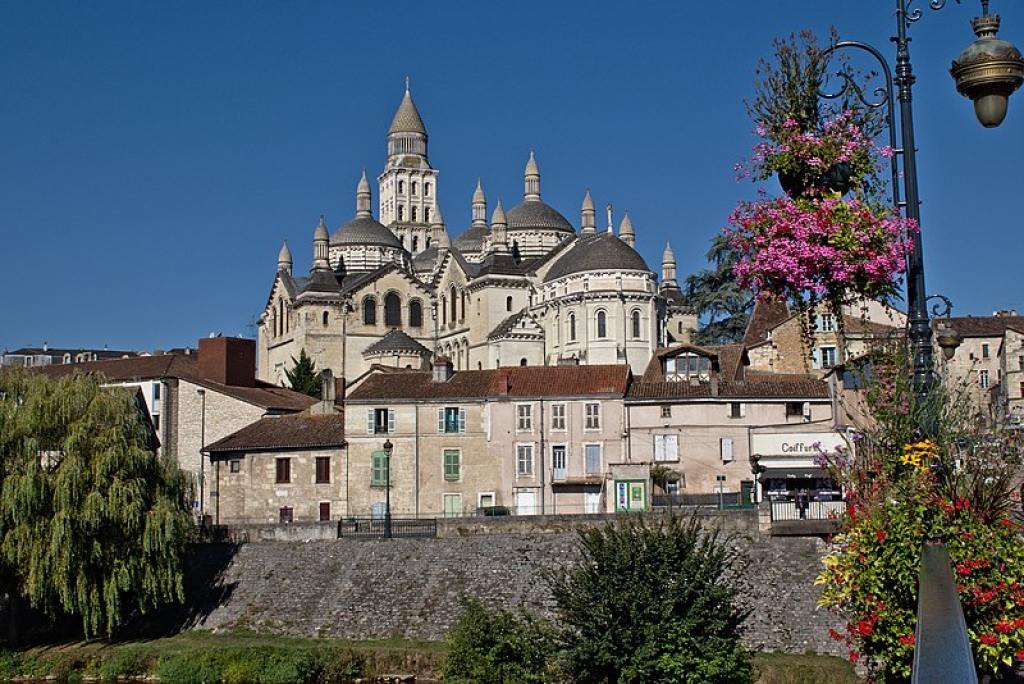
433, 356, 454, 383
197, 337, 256, 387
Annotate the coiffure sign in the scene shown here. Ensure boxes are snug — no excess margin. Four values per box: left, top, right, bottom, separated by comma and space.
751, 432, 849, 457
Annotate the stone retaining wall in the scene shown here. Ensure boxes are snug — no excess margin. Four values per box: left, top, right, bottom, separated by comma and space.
182, 512, 843, 656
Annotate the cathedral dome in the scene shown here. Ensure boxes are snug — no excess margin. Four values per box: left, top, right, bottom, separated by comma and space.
506, 201, 575, 235
544, 231, 650, 282
330, 216, 405, 249
453, 223, 489, 253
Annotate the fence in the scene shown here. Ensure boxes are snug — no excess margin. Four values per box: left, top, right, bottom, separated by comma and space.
652, 492, 755, 509
338, 517, 437, 539
770, 499, 846, 522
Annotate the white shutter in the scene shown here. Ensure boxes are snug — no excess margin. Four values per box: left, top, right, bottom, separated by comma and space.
459, 407, 467, 433
438, 408, 445, 433
366, 409, 375, 435
721, 437, 734, 462
654, 435, 665, 461
667, 434, 678, 461
387, 409, 396, 434
739, 403, 746, 418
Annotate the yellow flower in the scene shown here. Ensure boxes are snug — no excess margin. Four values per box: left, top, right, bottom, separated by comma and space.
899, 440, 937, 472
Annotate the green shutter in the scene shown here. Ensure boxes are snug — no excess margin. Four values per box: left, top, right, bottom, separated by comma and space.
444, 449, 460, 481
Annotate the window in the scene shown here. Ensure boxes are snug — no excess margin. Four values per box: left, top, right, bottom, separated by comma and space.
660, 405, 672, 419
153, 414, 160, 431
412, 236, 419, 251
980, 369, 990, 389
585, 403, 601, 429
316, 457, 330, 484
397, 205, 404, 221
596, 310, 607, 338
982, 343, 990, 359
229, 459, 241, 473
322, 311, 329, 327
371, 450, 388, 486
818, 346, 838, 369
517, 444, 534, 476
425, 182, 431, 196
153, 383, 161, 400
631, 310, 641, 339
367, 408, 396, 434
721, 438, 734, 462
443, 493, 462, 518
275, 458, 291, 484
506, 296, 513, 312
449, 285, 457, 324
438, 407, 467, 433
654, 434, 678, 462
569, 313, 577, 341
319, 502, 331, 522
550, 404, 566, 430
517, 404, 533, 430
409, 300, 423, 327
398, 180, 405, 194
384, 292, 401, 326
552, 445, 567, 481
665, 353, 710, 381
786, 402, 806, 418
279, 507, 294, 524
424, 207, 431, 223
412, 181, 418, 196
411, 206, 418, 222
444, 449, 460, 481
584, 444, 602, 475
363, 297, 376, 325
730, 402, 745, 419
818, 314, 837, 332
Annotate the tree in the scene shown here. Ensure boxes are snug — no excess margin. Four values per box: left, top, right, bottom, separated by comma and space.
284, 349, 323, 398
684, 233, 755, 346
546, 513, 752, 684
0, 370, 193, 642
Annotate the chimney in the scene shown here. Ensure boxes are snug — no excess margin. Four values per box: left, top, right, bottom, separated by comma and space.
321, 369, 335, 403
197, 337, 256, 387
433, 356, 454, 383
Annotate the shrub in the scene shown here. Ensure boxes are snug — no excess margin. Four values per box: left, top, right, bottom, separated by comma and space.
442, 595, 556, 684
156, 653, 223, 683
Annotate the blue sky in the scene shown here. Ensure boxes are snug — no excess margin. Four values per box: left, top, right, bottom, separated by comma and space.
2, 1, 1022, 353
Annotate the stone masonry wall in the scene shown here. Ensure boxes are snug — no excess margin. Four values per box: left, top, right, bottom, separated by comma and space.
182, 513, 844, 656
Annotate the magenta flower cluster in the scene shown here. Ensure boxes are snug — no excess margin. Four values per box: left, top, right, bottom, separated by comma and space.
726, 194, 917, 304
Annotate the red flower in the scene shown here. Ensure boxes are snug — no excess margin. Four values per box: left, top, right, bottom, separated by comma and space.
979, 634, 999, 646
875, 529, 886, 542
849, 651, 860, 663
857, 620, 875, 636
898, 634, 915, 646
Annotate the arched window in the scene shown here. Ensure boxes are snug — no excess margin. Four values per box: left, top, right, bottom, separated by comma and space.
412, 236, 419, 252
385, 293, 401, 326
412, 206, 418, 222
597, 310, 607, 338
424, 207, 431, 223
569, 312, 577, 342
506, 296, 513, 312
632, 310, 641, 338
409, 300, 423, 327
363, 297, 376, 325
520, 358, 528, 367
425, 182, 431, 196
412, 182, 418, 196
398, 180, 405, 194
461, 291, 468, 321
398, 205, 404, 221
323, 311, 330, 327
441, 296, 447, 325
449, 285, 457, 324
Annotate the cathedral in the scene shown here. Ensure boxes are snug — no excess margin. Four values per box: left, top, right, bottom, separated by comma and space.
257, 85, 695, 384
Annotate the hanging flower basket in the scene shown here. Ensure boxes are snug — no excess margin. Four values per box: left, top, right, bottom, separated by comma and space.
726, 193, 917, 309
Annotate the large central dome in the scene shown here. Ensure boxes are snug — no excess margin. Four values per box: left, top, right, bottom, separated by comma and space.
544, 231, 650, 282
506, 201, 574, 234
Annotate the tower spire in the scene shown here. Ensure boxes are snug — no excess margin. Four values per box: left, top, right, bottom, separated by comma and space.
472, 179, 487, 227
581, 188, 596, 235
619, 210, 635, 248
524, 151, 541, 201
662, 242, 678, 288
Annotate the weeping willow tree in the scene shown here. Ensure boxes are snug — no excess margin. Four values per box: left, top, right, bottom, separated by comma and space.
0, 370, 193, 643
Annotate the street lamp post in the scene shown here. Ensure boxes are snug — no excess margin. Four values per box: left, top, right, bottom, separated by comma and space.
822, 0, 1021, 400
382, 438, 393, 539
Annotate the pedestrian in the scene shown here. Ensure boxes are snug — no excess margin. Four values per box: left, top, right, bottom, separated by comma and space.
797, 490, 809, 519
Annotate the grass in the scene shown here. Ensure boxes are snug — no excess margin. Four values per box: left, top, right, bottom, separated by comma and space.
0, 634, 856, 683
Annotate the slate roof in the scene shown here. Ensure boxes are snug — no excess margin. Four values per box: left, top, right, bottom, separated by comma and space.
488, 310, 542, 340
506, 200, 574, 234
388, 88, 427, 136
204, 413, 346, 453
31, 355, 317, 413
476, 251, 526, 277
452, 223, 489, 253
544, 231, 650, 282
347, 364, 631, 401
364, 330, 430, 355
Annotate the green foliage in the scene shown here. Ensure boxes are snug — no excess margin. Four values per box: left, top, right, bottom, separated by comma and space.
442, 595, 556, 684
0, 370, 194, 638
817, 348, 1024, 682
156, 653, 224, 683
546, 512, 752, 684
684, 233, 755, 345
284, 349, 323, 398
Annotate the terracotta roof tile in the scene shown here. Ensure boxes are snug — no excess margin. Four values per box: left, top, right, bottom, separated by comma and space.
744, 299, 790, 347
627, 378, 828, 400
346, 364, 631, 401
945, 316, 1024, 338
205, 413, 346, 453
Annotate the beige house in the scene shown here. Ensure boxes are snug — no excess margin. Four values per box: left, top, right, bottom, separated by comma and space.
36, 337, 317, 518
343, 361, 632, 517
627, 344, 836, 503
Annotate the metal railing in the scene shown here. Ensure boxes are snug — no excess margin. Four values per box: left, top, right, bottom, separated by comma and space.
769, 500, 846, 522
652, 492, 756, 509
912, 542, 978, 683
338, 517, 437, 539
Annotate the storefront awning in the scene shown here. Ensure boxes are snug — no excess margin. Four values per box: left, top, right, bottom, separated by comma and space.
761, 467, 825, 480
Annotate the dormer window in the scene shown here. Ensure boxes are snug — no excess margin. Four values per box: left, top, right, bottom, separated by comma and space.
665, 353, 711, 381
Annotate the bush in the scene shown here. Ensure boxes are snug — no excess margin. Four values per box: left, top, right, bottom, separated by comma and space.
442, 596, 556, 684
156, 653, 223, 683
546, 512, 753, 684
